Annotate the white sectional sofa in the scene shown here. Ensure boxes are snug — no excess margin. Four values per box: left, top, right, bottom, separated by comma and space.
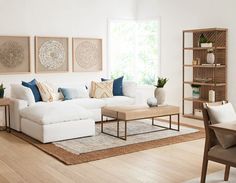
10, 81, 137, 143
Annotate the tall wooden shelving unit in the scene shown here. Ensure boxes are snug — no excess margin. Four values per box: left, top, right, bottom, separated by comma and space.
183, 28, 227, 120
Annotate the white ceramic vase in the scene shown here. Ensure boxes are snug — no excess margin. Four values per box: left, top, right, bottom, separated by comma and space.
207, 53, 215, 64
154, 88, 166, 105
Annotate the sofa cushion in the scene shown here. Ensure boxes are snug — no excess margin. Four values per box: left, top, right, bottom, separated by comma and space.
20, 102, 92, 125
207, 103, 236, 149
64, 98, 106, 109
22, 79, 42, 102
102, 96, 135, 106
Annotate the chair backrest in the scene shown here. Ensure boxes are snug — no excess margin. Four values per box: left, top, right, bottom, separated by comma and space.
202, 102, 226, 150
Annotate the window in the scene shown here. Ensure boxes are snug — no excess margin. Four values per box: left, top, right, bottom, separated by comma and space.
108, 19, 160, 85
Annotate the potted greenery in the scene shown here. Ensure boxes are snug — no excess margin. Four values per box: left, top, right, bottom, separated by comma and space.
191, 84, 201, 99
0, 83, 6, 98
199, 33, 212, 48
154, 77, 168, 105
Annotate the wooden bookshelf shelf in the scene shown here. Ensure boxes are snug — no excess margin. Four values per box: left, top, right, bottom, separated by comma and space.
183, 28, 227, 33
184, 97, 209, 103
184, 81, 226, 87
184, 64, 226, 68
184, 47, 226, 50
182, 28, 227, 120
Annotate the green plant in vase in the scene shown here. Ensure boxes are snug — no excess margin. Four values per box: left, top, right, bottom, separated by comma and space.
191, 84, 201, 99
199, 33, 213, 47
154, 77, 168, 88
154, 77, 168, 105
199, 33, 208, 45
0, 83, 6, 98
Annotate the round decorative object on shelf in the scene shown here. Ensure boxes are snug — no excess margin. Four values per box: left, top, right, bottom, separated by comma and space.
147, 97, 158, 107
154, 88, 166, 105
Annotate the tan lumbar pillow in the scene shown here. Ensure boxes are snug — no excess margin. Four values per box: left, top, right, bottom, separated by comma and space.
91, 81, 113, 98
207, 103, 236, 149
36, 82, 61, 102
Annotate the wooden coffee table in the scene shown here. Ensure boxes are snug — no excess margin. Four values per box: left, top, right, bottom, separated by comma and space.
101, 105, 180, 140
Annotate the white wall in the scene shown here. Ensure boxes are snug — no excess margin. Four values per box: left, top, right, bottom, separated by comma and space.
0, 0, 136, 90
1, 0, 236, 125
136, 0, 236, 108
0, 0, 136, 125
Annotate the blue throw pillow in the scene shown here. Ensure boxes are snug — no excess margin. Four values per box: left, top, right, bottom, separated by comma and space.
58, 88, 77, 100
22, 79, 42, 102
101, 76, 124, 96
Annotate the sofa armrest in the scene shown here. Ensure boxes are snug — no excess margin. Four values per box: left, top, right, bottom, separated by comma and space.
123, 81, 137, 98
10, 98, 28, 131
11, 84, 35, 106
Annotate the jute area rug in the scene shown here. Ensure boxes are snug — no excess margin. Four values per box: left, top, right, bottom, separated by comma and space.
12, 119, 205, 165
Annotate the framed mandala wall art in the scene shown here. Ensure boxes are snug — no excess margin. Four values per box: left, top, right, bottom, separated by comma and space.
0, 36, 31, 74
35, 37, 69, 73
72, 38, 102, 72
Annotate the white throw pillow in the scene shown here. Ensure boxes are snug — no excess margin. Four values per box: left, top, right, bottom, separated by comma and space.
123, 81, 137, 98
11, 84, 35, 106
207, 103, 236, 148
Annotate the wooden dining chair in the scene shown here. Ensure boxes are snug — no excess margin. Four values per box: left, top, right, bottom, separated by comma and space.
201, 102, 236, 183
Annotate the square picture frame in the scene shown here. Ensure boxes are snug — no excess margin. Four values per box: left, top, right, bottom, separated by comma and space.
0, 36, 31, 74
35, 36, 69, 73
72, 38, 102, 72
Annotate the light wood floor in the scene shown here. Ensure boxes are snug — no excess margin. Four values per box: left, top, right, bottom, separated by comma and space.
0, 117, 224, 183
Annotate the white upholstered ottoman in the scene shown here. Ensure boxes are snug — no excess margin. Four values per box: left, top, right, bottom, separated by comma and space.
19, 102, 95, 143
